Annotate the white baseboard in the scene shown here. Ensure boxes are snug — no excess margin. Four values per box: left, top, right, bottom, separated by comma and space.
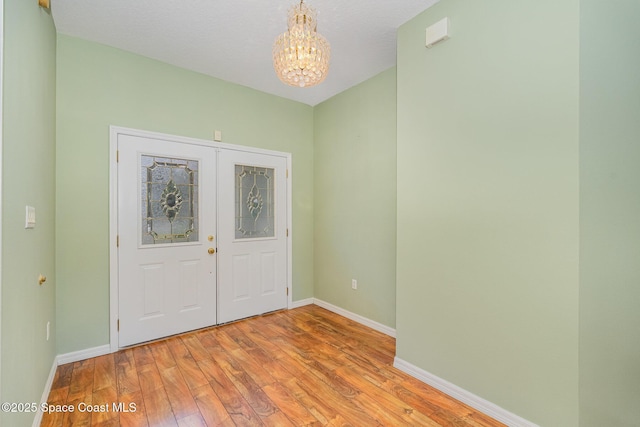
57, 344, 112, 366
312, 299, 396, 337
290, 297, 314, 309
393, 357, 538, 427
31, 356, 59, 427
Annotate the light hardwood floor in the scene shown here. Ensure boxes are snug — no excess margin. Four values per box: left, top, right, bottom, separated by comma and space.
41, 305, 505, 426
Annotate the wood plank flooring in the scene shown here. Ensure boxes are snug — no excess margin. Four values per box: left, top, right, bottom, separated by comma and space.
41, 305, 505, 427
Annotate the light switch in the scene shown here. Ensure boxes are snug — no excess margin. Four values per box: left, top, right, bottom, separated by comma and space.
214, 130, 222, 142
25, 206, 36, 229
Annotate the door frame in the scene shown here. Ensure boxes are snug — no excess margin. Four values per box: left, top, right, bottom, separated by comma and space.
109, 126, 293, 352
0, 0, 4, 393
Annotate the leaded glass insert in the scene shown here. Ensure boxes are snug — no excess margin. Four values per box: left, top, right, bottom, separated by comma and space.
141, 155, 198, 244
235, 164, 274, 239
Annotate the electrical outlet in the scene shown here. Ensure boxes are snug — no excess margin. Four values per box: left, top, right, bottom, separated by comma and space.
25, 205, 36, 229
352, 279, 357, 290
46, 321, 50, 341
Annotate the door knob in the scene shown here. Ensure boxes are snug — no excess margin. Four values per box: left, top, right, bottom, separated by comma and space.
208, 248, 215, 255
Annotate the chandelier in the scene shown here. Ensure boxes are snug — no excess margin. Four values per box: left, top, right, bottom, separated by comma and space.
273, 0, 330, 88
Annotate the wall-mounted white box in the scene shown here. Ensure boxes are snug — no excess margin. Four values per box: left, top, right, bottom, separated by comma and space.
426, 17, 450, 48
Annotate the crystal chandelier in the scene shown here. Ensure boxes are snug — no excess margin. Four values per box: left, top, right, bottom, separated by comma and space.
273, 0, 330, 88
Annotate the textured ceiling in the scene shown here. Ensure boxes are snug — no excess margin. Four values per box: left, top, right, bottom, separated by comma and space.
51, 0, 439, 106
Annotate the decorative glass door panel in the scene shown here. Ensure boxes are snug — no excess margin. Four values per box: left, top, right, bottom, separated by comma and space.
235, 164, 275, 239
141, 155, 199, 245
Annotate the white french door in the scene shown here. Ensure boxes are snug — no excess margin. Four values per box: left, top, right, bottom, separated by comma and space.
114, 129, 290, 348
217, 150, 288, 324
117, 134, 217, 347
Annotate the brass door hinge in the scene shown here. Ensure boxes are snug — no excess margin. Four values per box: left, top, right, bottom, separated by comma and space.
286, 287, 289, 296
117, 319, 120, 331
286, 169, 289, 178
286, 228, 289, 237
117, 235, 119, 247
116, 150, 119, 162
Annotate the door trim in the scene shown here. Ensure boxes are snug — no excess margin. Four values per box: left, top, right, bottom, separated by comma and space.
0, 0, 4, 392
109, 126, 293, 352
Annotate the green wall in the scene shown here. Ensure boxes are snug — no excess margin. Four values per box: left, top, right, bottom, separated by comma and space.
313, 68, 397, 328
56, 35, 314, 354
396, 1, 580, 425
1, 0, 57, 425
8, 2, 634, 425
579, 0, 640, 425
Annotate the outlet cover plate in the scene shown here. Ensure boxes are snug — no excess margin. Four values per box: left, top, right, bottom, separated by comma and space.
25, 206, 36, 229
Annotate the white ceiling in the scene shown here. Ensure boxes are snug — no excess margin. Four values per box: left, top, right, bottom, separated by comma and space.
51, 0, 438, 106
